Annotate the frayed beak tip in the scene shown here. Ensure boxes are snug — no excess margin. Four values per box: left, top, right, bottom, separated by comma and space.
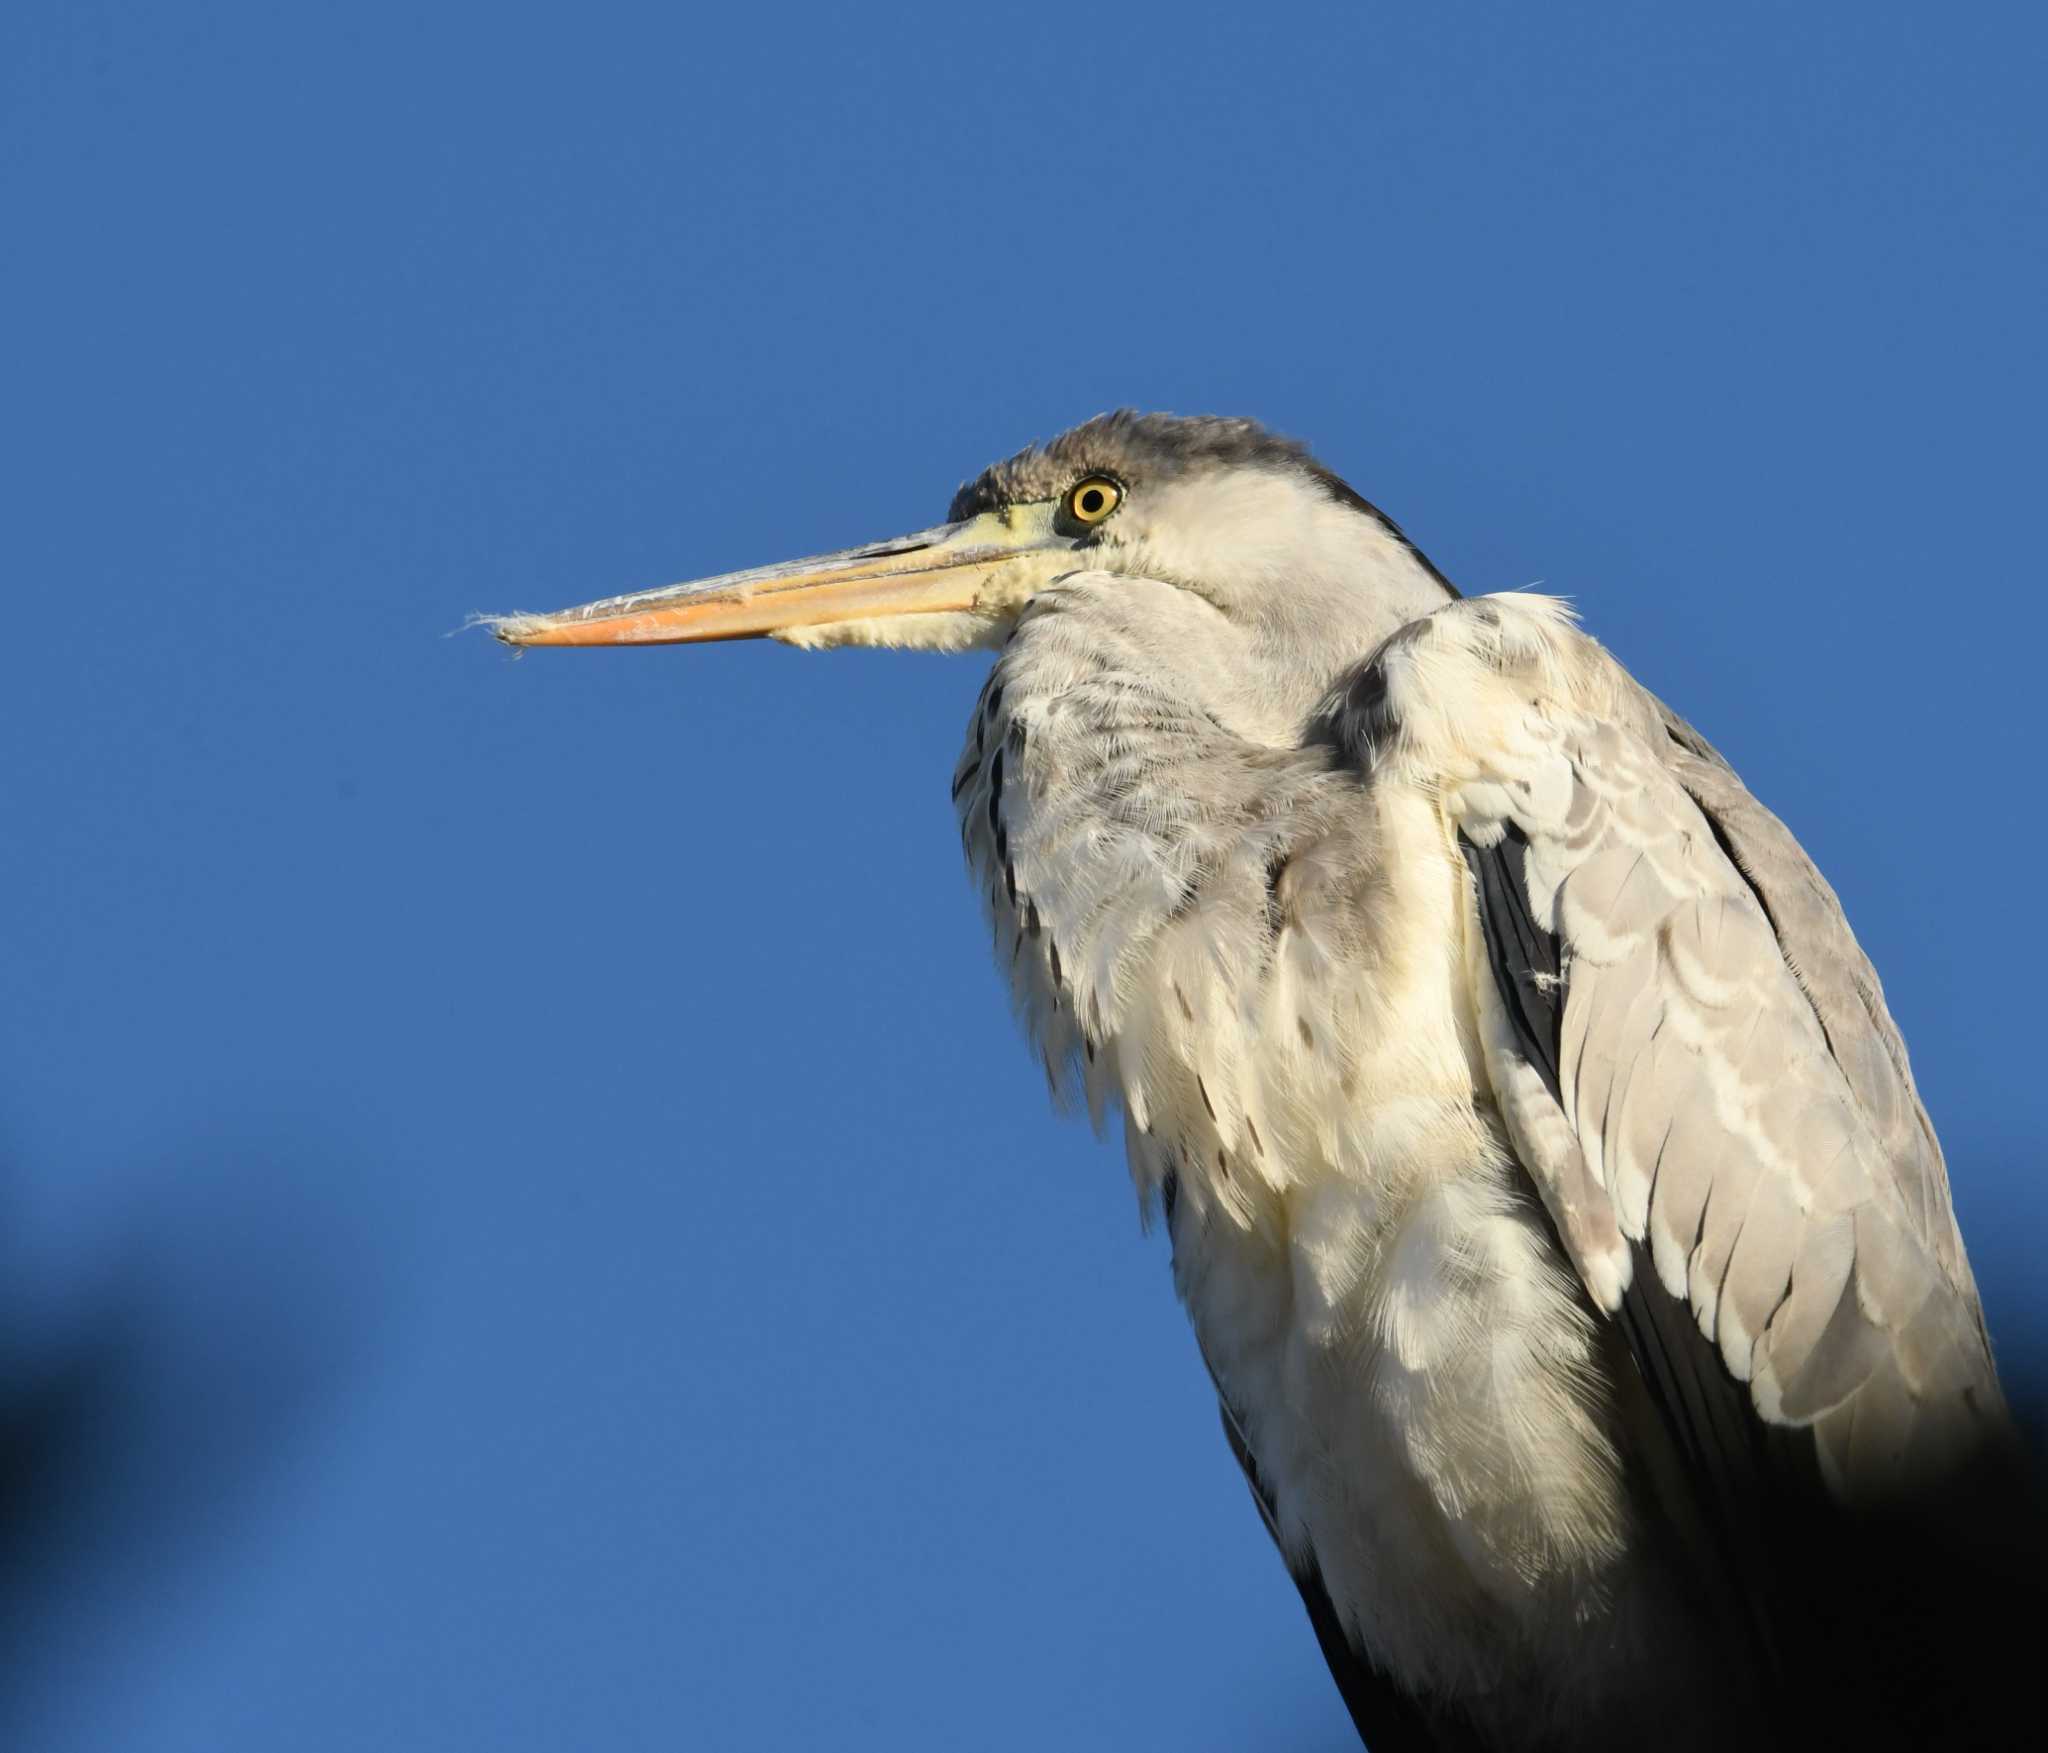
473, 614, 541, 648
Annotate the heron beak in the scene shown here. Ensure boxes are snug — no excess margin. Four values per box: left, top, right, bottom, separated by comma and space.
488, 506, 1062, 648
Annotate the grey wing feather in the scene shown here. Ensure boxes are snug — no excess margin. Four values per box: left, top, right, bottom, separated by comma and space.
1352, 599, 2010, 1503
1654, 701, 1979, 1299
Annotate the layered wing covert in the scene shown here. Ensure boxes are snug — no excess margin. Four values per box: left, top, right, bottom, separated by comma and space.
1336, 595, 2006, 1501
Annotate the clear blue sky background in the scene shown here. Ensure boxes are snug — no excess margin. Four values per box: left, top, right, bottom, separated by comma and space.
2, 4, 2042, 1748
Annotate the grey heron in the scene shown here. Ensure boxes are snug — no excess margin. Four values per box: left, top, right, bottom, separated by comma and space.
491, 414, 2028, 1750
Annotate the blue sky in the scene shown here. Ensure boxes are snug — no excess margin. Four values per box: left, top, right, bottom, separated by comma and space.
2, 3, 2042, 1748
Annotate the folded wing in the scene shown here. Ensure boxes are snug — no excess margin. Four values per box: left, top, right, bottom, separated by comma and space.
1336, 595, 2006, 1503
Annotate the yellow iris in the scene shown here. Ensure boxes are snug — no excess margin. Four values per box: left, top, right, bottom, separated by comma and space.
1066, 477, 1122, 524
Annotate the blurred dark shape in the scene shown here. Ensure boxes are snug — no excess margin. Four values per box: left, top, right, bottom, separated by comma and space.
1275, 1400, 2048, 1752
1762, 1429, 2048, 1753
0, 1128, 397, 1739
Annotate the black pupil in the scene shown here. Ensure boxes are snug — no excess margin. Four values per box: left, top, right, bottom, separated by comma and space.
1079, 488, 1104, 515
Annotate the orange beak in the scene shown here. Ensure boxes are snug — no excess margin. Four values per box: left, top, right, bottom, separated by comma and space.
487, 508, 1063, 649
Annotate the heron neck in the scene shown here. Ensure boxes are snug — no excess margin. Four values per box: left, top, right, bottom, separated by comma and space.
1009, 571, 1436, 752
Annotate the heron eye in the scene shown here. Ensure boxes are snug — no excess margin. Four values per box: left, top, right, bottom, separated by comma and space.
1066, 477, 1122, 525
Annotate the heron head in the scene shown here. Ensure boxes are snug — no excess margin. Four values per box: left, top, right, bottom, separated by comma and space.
487, 412, 1454, 654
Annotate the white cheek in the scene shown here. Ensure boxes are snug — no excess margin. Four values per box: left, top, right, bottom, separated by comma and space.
1123, 471, 1347, 595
